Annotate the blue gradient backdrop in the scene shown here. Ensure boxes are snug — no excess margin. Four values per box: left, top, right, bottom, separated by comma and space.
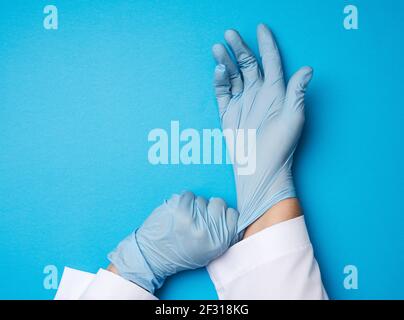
0, 0, 403, 299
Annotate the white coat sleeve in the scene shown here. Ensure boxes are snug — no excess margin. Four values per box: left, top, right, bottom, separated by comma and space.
54, 267, 157, 300
207, 216, 328, 300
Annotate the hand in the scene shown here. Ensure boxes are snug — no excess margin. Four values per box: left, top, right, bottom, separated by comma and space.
108, 192, 239, 293
212, 24, 313, 232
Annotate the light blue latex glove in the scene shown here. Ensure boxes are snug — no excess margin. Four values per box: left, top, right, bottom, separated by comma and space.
108, 192, 239, 293
212, 24, 313, 232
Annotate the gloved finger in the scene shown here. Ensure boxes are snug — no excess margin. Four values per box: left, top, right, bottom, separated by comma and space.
207, 197, 227, 223
257, 23, 284, 84
212, 43, 243, 95
194, 195, 209, 219
168, 191, 196, 224
225, 208, 239, 246
171, 191, 195, 209
285, 66, 313, 112
224, 29, 261, 86
214, 64, 231, 117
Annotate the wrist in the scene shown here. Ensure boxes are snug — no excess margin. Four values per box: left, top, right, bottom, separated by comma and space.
243, 198, 302, 239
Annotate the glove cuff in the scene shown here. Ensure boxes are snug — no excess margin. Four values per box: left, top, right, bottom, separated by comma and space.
107, 230, 162, 294
237, 167, 296, 232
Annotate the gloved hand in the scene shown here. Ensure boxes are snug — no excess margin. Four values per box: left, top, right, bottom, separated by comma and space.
212, 24, 313, 232
108, 192, 239, 293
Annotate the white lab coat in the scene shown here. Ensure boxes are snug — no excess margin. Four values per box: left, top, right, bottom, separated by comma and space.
54, 216, 328, 300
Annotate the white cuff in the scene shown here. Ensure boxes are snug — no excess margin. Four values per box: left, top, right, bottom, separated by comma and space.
80, 269, 157, 300
207, 216, 327, 299
54, 267, 95, 300
55, 267, 157, 300
208, 216, 311, 289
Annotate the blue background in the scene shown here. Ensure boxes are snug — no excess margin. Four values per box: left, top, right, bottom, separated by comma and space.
0, 0, 403, 299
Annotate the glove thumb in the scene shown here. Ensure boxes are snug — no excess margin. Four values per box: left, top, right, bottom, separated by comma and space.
285, 66, 313, 112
